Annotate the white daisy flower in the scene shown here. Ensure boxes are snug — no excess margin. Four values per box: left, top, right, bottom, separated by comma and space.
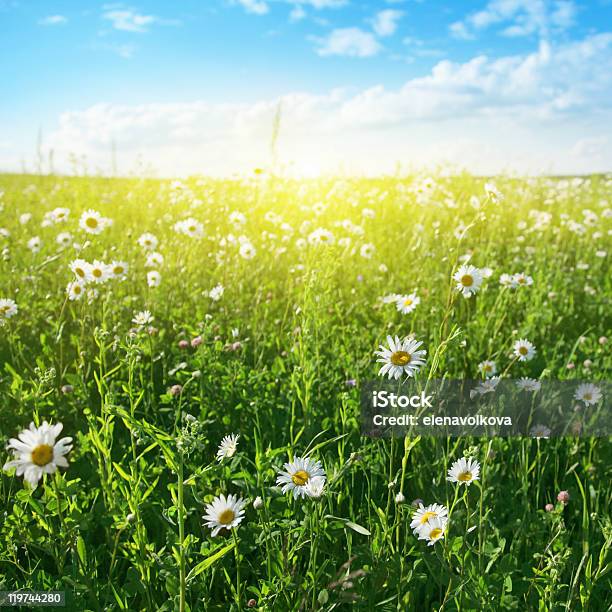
209, 284, 224, 301
513, 339, 536, 362
530, 424, 551, 438
410, 503, 448, 534
133, 310, 154, 326
50, 207, 70, 223
416, 516, 447, 546
304, 476, 326, 499
147, 270, 161, 287
70, 259, 92, 283
3, 421, 73, 488
27, 236, 41, 253
513, 272, 533, 287
90, 260, 111, 284
216, 434, 239, 461
380, 293, 402, 304
516, 377, 541, 392
276, 456, 326, 499
229, 211, 246, 227
175, 218, 204, 239
203, 494, 246, 537
499, 273, 517, 288
375, 335, 427, 380
360, 243, 375, 259
145, 252, 164, 268
137, 233, 158, 251
470, 377, 500, 398
110, 261, 128, 280
453, 265, 483, 298
239, 242, 256, 260
484, 182, 503, 203
66, 281, 85, 301
574, 383, 602, 406
447, 457, 480, 486
56, 232, 72, 248
307, 228, 335, 246
0, 298, 18, 321
478, 360, 497, 377
395, 293, 420, 315
79, 209, 108, 235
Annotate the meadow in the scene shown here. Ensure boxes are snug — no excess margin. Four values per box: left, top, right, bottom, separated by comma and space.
0, 171, 610, 611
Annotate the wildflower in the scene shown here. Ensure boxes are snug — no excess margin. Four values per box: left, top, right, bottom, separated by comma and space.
557, 490, 570, 504
395, 491, 405, 504
70, 259, 92, 283
304, 476, 326, 498
169, 384, 183, 397
3, 421, 72, 488
308, 228, 334, 246
191, 336, 203, 348
137, 232, 158, 250
513, 272, 533, 287
545, 503, 554, 512
360, 243, 375, 259
56, 232, 72, 247
0, 298, 18, 321
110, 261, 128, 280
453, 265, 483, 298
209, 284, 224, 301
66, 281, 85, 301
513, 339, 536, 362
395, 293, 420, 315
79, 209, 109, 235
178, 340, 189, 350
478, 360, 497, 377
239, 241, 256, 259
484, 182, 503, 203
410, 503, 448, 534
516, 377, 541, 392
145, 252, 164, 268
132, 310, 154, 326
90, 260, 111, 284
574, 383, 602, 406
27, 236, 41, 253
375, 335, 427, 380
203, 494, 246, 536
216, 434, 239, 461
253, 496, 264, 510
447, 457, 480, 486
147, 270, 161, 287
416, 516, 447, 545
276, 456, 326, 499
530, 424, 551, 438
175, 218, 204, 238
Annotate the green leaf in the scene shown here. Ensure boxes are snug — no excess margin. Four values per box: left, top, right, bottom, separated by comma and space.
345, 521, 371, 536
186, 542, 236, 582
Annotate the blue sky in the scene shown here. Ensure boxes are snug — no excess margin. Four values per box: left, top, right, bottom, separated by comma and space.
1, 0, 612, 175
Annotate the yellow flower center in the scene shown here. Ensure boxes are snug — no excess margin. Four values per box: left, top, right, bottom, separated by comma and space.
114, 266, 124, 275
519, 346, 528, 355
458, 471, 472, 482
74, 285, 82, 294
391, 351, 411, 366
75, 268, 85, 278
461, 274, 474, 287
420, 511, 437, 524
31, 444, 53, 467
218, 509, 235, 525
404, 299, 413, 306
429, 528, 443, 539
292, 470, 309, 486
85, 217, 98, 229
0, 306, 9, 315
584, 393, 592, 401
92, 269, 102, 278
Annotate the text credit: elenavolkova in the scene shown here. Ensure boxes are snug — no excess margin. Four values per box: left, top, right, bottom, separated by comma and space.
360, 379, 610, 438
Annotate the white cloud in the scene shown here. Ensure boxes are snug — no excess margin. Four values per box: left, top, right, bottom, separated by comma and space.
314, 27, 382, 57
39, 15, 67, 26
23, 33, 612, 177
236, 0, 269, 15
371, 9, 403, 37
102, 9, 156, 32
289, 5, 306, 21
286, 0, 346, 7
451, 0, 577, 39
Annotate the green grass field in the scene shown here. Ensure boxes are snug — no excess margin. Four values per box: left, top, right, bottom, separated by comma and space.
0, 172, 610, 611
